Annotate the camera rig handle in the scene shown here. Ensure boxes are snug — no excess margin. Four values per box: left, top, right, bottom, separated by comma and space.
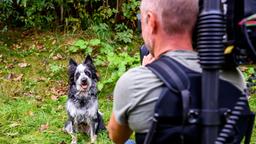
197, 0, 225, 143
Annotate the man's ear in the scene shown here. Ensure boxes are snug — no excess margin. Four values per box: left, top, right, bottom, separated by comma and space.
147, 11, 157, 34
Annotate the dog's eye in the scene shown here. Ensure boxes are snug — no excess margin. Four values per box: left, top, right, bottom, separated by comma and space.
84, 71, 91, 77
75, 73, 80, 80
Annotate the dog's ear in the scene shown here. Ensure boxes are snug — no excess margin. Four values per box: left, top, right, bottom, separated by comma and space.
68, 58, 77, 84
92, 69, 99, 81
84, 55, 99, 81
83, 55, 93, 65
69, 58, 77, 67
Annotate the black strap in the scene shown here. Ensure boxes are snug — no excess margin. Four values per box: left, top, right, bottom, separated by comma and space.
144, 56, 192, 144
244, 113, 255, 144
147, 56, 191, 123
144, 114, 159, 144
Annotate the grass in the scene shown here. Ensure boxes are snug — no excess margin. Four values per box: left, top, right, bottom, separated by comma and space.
0, 30, 256, 144
249, 93, 256, 144
0, 30, 115, 144
0, 95, 112, 144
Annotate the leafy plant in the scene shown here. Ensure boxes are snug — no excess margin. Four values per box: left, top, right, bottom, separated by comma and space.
121, 0, 140, 27
90, 23, 112, 41
241, 66, 256, 95
48, 63, 65, 80
97, 51, 140, 91
23, 79, 37, 92
0, 0, 142, 31
114, 23, 133, 44
19, 0, 56, 29
93, 6, 118, 24
65, 17, 81, 33
0, 0, 18, 29
68, 38, 102, 55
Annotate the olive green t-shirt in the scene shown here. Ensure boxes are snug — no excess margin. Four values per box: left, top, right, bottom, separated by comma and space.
113, 50, 246, 133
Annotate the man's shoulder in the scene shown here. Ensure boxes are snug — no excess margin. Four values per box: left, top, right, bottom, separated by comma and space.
128, 66, 152, 73
164, 50, 201, 72
122, 66, 155, 80
116, 66, 160, 90
164, 50, 246, 91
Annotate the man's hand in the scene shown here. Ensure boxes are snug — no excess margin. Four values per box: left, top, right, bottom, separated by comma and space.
107, 113, 133, 144
142, 54, 155, 66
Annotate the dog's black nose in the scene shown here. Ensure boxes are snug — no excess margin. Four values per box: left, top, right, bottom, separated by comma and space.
81, 79, 87, 84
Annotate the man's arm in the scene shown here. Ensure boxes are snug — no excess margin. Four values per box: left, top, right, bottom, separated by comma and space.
108, 113, 133, 144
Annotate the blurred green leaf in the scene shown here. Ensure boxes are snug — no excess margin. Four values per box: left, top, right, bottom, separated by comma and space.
89, 39, 101, 46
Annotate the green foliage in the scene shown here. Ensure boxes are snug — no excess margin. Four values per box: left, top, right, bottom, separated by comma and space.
65, 17, 82, 33
68, 38, 102, 55
122, 0, 141, 26
243, 66, 255, 79
93, 6, 118, 24
241, 66, 256, 95
48, 63, 65, 80
67, 33, 140, 92
0, 0, 56, 29
20, 0, 55, 29
0, 0, 15, 27
0, 0, 141, 31
114, 23, 133, 44
90, 23, 112, 41
96, 51, 140, 91
49, 64, 62, 74
23, 79, 37, 92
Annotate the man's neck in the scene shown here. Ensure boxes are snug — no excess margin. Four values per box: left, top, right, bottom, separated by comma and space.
153, 33, 193, 58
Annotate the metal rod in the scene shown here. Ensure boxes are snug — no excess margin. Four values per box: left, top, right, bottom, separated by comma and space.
202, 70, 220, 144
203, 0, 221, 10
198, 0, 225, 143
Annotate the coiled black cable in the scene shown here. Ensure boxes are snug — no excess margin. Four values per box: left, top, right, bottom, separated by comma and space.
197, 12, 225, 69
214, 96, 248, 144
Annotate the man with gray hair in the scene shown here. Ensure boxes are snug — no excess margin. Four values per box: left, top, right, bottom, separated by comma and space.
107, 0, 246, 143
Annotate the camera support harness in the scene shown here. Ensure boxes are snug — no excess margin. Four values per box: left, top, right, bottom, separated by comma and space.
197, 0, 225, 143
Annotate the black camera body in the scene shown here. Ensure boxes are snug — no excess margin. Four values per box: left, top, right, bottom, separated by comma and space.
139, 0, 256, 66
224, 0, 256, 65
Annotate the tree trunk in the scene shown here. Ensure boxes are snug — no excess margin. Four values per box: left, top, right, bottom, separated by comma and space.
115, 0, 126, 22
60, 4, 64, 24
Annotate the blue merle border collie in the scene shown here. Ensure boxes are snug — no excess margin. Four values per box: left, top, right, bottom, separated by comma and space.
64, 55, 105, 144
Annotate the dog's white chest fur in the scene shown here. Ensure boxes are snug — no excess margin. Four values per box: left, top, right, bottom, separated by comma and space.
66, 99, 98, 119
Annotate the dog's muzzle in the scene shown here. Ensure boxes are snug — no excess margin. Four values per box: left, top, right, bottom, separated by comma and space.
80, 78, 88, 90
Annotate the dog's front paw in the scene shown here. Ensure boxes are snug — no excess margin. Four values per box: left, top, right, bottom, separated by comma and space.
71, 135, 77, 144
71, 139, 77, 144
90, 135, 97, 144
